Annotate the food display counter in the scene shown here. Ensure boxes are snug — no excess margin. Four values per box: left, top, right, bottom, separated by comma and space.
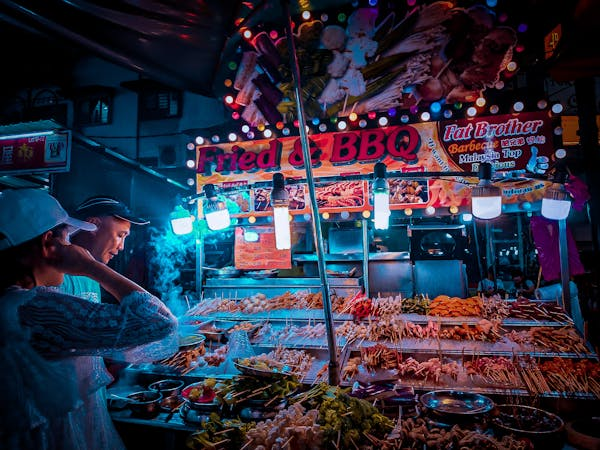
109, 288, 599, 449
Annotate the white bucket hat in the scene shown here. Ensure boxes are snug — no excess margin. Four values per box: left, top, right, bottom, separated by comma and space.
0, 188, 97, 250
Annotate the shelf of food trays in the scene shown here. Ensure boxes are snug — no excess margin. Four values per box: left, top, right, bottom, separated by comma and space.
337, 345, 600, 400
128, 341, 343, 386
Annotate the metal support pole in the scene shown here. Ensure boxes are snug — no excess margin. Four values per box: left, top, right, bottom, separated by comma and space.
281, 0, 338, 385
485, 221, 494, 269
196, 233, 204, 301
558, 218, 570, 312
361, 219, 370, 297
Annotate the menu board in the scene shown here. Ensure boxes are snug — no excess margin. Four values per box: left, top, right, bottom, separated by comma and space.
234, 226, 291, 270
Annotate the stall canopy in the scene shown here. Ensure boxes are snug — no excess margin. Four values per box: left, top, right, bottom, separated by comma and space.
1, 0, 599, 101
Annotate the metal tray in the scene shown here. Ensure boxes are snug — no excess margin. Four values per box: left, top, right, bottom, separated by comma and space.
233, 358, 293, 378
420, 390, 494, 416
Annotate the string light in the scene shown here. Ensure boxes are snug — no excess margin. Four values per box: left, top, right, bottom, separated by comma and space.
362, 210, 371, 218
186, 178, 195, 186
489, 105, 500, 114
378, 116, 389, 126
322, 212, 330, 220
443, 110, 453, 119
337, 120, 348, 130
248, 216, 256, 224
349, 112, 358, 121
551, 103, 564, 114
506, 61, 518, 72
319, 123, 328, 132
420, 112, 431, 121
401, 114, 410, 123
211, 135, 220, 143
263, 129, 273, 138
242, 29, 252, 39
404, 208, 413, 216
449, 205, 459, 214
186, 142, 195, 150
195, 136, 205, 145
513, 101, 524, 112
301, 10, 311, 20
359, 119, 367, 128
475, 97, 486, 107
241, 124, 250, 133
228, 132, 237, 142
537, 99, 548, 109
424, 206, 436, 215
467, 107, 477, 117
224, 95, 234, 104
186, 159, 196, 169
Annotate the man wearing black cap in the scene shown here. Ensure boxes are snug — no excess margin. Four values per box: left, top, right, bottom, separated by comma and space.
57, 196, 149, 450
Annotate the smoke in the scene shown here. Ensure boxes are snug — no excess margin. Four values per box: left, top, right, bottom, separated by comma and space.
147, 226, 195, 316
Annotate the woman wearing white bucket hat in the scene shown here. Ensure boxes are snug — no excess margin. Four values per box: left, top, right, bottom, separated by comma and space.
0, 189, 178, 450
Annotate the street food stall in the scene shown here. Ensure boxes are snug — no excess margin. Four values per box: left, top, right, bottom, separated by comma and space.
95, 1, 598, 448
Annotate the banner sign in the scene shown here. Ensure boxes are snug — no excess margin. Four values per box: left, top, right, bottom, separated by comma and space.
234, 226, 292, 270
0, 131, 71, 175
197, 111, 556, 216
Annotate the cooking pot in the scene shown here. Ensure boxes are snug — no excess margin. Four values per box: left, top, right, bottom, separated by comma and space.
126, 390, 163, 417
148, 379, 184, 398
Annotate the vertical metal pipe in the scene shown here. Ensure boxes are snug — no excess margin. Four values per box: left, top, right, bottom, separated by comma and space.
558, 218, 570, 312
361, 219, 369, 297
281, 0, 338, 385
485, 221, 494, 269
196, 233, 204, 301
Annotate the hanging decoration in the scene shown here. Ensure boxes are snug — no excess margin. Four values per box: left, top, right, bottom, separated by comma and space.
224, 1, 521, 129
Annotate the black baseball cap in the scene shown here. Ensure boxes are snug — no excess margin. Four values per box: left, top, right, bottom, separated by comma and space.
73, 196, 149, 225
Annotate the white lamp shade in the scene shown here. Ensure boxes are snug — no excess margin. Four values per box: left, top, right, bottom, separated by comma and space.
471, 195, 502, 219
205, 208, 230, 230
273, 206, 291, 249
170, 216, 194, 235
373, 190, 391, 230
541, 198, 571, 220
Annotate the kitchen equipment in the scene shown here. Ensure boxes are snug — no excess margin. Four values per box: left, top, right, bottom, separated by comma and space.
233, 357, 293, 378
148, 379, 184, 398
178, 333, 206, 351
244, 269, 279, 279
420, 390, 494, 421
125, 390, 163, 417
204, 266, 241, 278
492, 404, 565, 449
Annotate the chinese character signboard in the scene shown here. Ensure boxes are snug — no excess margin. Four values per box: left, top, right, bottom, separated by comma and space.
0, 131, 71, 175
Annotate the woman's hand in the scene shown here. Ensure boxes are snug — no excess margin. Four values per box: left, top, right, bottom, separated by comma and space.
48, 239, 98, 276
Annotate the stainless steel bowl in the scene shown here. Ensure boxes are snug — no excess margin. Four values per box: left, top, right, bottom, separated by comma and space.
420, 390, 494, 421
148, 379, 184, 398
492, 404, 565, 448
126, 390, 163, 417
